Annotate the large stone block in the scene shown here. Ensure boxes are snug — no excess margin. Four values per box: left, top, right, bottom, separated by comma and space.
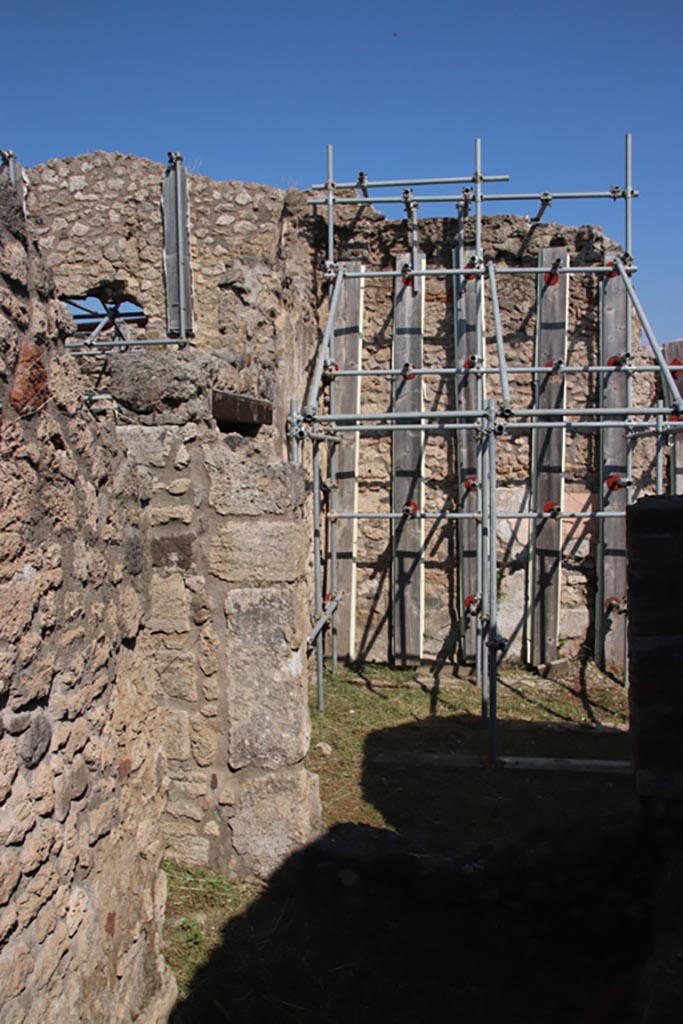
116, 426, 180, 468
209, 520, 306, 585
146, 573, 190, 634
230, 766, 320, 878
203, 439, 305, 516
225, 586, 309, 770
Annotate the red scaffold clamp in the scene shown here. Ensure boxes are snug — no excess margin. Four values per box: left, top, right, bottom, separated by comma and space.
402, 500, 419, 518
322, 360, 339, 383
401, 263, 413, 287
464, 475, 478, 494
463, 355, 479, 372
605, 595, 625, 615
464, 594, 480, 616
465, 258, 478, 282
606, 261, 619, 279
544, 358, 563, 375
544, 258, 561, 287
606, 474, 628, 492
543, 501, 560, 517
607, 353, 629, 368
669, 357, 683, 381
401, 362, 417, 380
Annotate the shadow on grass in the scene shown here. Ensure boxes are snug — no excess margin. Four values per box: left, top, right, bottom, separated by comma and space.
169, 719, 652, 1024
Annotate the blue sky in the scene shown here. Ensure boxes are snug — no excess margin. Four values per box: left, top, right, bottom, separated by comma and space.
5, 0, 682, 341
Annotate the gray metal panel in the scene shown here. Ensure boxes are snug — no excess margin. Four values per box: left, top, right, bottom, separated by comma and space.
391, 254, 425, 666
528, 247, 568, 667
663, 340, 683, 495
162, 157, 194, 338
332, 262, 364, 661
596, 254, 628, 673
454, 246, 481, 662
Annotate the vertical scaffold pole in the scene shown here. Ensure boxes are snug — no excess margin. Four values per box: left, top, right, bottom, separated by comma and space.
486, 399, 499, 762
313, 441, 325, 710
326, 144, 335, 268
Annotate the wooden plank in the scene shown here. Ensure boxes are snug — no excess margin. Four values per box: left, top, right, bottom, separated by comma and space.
663, 340, 683, 495
528, 247, 568, 667
212, 390, 273, 428
596, 254, 628, 673
453, 246, 482, 663
391, 254, 425, 666
331, 261, 364, 661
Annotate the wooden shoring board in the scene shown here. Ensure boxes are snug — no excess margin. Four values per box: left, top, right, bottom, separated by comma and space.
454, 245, 483, 663
331, 261, 364, 661
528, 247, 568, 667
597, 254, 628, 673
391, 254, 425, 666
663, 340, 683, 495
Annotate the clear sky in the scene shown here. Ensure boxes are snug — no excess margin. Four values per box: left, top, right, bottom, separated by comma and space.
4, 0, 682, 342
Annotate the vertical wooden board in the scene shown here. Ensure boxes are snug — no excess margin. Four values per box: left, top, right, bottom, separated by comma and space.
392, 254, 425, 666
597, 254, 628, 672
331, 262, 364, 661
528, 247, 568, 667
454, 246, 482, 662
663, 340, 683, 496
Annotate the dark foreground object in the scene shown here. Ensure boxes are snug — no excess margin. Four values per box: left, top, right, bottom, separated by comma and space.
170, 819, 668, 1024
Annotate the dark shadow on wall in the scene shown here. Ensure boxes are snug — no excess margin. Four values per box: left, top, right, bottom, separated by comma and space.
169, 716, 655, 1024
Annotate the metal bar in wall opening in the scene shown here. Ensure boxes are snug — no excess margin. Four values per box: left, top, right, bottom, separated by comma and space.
527, 247, 569, 668
330, 261, 365, 662
391, 253, 425, 666
454, 245, 484, 665
162, 154, 195, 339
312, 441, 325, 710
596, 251, 629, 674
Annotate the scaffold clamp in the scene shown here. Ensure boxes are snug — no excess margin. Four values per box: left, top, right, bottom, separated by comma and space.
605, 596, 625, 615
401, 362, 417, 380
402, 500, 419, 518
606, 474, 630, 492
464, 475, 478, 493
464, 594, 481, 616
543, 501, 560, 517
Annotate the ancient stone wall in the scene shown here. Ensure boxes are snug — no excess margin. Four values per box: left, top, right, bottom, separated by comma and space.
0, 176, 174, 1021
27, 153, 322, 876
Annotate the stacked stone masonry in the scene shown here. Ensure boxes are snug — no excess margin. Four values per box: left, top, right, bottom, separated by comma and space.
0, 176, 175, 1022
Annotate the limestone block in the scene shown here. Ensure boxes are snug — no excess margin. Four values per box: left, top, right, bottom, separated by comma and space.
210, 520, 306, 585
146, 573, 190, 634
116, 426, 180, 468
20, 820, 55, 874
156, 649, 198, 702
203, 439, 305, 516
148, 505, 193, 526
161, 709, 191, 761
0, 775, 36, 844
225, 586, 309, 770
230, 766, 319, 878
190, 715, 219, 768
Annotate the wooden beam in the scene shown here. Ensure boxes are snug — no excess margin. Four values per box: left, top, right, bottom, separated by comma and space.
528, 247, 568, 667
596, 253, 628, 673
212, 390, 273, 429
453, 245, 483, 663
331, 261, 364, 661
391, 255, 425, 666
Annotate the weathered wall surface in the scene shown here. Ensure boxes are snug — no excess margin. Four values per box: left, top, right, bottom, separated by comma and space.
0, 177, 174, 1020
27, 153, 322, 877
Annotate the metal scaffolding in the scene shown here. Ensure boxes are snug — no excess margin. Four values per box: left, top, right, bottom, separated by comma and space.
294, 135, 678, 758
